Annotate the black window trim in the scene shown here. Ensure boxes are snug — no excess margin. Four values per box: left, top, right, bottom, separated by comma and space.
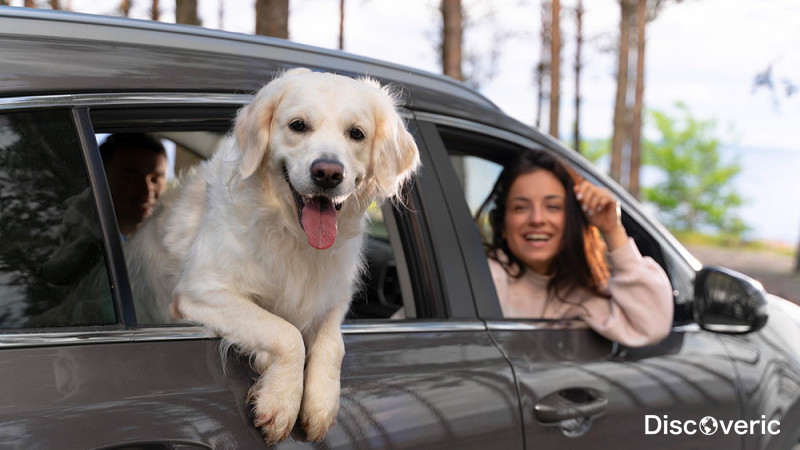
73, 107, 137, 326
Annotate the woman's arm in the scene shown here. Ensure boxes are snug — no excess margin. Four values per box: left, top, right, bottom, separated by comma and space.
573, 181, 673, 346
582, 239, 674, 347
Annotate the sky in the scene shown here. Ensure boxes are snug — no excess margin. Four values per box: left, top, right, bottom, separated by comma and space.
8, 0, 800, 243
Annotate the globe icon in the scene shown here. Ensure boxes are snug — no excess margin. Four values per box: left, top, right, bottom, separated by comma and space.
700, 416, 718, 435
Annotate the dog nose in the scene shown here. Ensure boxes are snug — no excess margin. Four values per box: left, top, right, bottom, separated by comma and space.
310, 159, 345, 189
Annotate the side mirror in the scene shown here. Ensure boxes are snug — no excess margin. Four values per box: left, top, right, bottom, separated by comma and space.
694, 266, 768, 334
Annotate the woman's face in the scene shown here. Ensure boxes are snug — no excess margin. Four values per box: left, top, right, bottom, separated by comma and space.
503, 169, 566, 275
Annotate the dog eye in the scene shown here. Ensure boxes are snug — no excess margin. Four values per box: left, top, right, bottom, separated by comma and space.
289, 120, 307, 132
349, 128, 365, 141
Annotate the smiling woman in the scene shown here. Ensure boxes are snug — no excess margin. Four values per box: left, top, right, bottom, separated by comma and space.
478, 150, 674, 347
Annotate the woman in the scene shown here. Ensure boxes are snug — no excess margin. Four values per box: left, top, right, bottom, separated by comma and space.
479, 150, 673, 347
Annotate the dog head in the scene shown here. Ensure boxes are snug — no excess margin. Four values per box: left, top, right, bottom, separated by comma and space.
233, 68, 420, 250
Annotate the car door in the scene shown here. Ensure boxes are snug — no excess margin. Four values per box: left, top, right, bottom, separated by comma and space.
0, 97, 524, 449
416, 115, 746, 449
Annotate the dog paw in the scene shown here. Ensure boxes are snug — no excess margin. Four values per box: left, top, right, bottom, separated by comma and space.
249, 373, 303, 444
300, 376, 341, 441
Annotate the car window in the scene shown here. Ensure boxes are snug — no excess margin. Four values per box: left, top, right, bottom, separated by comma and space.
88, 111, 419, 324
0, 110, 115, 328
437, 124, 676, 320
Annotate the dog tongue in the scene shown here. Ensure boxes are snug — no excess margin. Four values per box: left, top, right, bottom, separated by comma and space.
301, 198, 338, 249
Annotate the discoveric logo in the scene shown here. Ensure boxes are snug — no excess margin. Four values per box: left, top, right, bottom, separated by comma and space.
645, 415, 781, 436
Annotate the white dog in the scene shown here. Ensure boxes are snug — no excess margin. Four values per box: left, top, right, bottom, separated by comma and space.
124, 68, 420, 443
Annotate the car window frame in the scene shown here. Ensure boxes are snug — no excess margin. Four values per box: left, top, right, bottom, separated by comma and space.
0, 94, 487, 349
414, 111, 699, 326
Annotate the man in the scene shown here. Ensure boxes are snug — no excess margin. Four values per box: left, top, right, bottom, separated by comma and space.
42, 133, 167, 285
100, 133, 168, 237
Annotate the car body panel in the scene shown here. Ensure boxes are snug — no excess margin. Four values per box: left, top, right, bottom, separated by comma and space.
0, 326, 521, 450
488, 326, 742, 448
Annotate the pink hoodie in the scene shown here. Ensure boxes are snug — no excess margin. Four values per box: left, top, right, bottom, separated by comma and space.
488, 238, 674, 347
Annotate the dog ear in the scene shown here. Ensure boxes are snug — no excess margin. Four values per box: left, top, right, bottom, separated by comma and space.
236, 68, 312, 179
372, 109, 421, 198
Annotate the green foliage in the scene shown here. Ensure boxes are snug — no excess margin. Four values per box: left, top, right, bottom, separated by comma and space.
642, 103, 747, 236
579, 138, 610, 164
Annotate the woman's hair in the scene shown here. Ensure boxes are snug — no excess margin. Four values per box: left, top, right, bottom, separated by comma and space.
477, 150, 610, 299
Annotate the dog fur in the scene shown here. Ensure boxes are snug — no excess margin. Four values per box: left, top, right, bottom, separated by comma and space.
124, 68, 420, 443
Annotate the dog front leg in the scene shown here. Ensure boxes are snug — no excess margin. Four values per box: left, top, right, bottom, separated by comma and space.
172, 292, 305, 444
299, 300, 349, 441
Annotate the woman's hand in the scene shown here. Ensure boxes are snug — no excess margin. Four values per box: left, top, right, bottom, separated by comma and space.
573, 181, 628, 251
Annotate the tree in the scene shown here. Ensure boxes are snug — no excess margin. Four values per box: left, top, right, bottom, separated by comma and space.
176, 0, 201, 26
609, 0, 634, 186
441, 0, 464, 81
256, 0, 289, 39
610, 0, 680, 197
628, 0, 646, 198
151, 0, 160, 21
118, 0, 131, 17
338, 0, 345, 50
534, 1, 551, 130
548, 0, 561, 139
642, 104, 746, 236
572, 0, 584, 152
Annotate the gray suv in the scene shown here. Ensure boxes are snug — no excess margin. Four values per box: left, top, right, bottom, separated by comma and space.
1, 7, 799, 450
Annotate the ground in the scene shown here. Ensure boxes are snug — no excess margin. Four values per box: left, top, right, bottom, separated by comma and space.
686, 245, 800, 306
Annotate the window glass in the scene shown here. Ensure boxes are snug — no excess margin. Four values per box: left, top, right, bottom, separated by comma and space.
450, 155, 504, 217
348, 201, 411, 320
0, 110, 114, 328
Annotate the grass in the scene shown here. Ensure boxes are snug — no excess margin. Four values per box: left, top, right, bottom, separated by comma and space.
671, 230, 796, 257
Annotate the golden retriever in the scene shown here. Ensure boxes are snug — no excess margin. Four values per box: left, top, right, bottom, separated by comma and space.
124, 68, 420, 443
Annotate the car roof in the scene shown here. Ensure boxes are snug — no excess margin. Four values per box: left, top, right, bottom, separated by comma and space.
0, 7, 533, 131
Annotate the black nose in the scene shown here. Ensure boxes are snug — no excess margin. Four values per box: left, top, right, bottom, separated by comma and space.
310, 158, 345, 189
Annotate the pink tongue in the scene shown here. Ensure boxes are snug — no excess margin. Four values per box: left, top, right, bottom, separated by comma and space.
301, 198, 338, 249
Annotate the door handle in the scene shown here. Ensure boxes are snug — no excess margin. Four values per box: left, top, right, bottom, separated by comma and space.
534, 387, 608, 424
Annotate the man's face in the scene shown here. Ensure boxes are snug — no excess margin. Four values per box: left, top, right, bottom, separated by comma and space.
104, 148, 168, 236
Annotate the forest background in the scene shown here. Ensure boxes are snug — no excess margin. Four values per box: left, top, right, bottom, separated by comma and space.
4, 0, 800, 294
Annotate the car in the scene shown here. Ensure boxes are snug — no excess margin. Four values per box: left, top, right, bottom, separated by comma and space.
1, 6, 799, 450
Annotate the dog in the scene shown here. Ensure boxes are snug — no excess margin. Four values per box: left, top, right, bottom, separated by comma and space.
124, 68, 420, 443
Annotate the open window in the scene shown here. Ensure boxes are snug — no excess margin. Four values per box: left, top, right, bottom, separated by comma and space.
435, 124, 677, 319
86, 105, 423, 325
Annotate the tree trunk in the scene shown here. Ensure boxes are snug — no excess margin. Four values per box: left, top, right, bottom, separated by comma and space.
119, 0, 131, 16
176, 0, 201, 26
338, 0, 345, 50
535, 0, 551, 130
441, 0, 464, 81
573, 0, 584, 152
24, 0, 35, 7
548, 0, 561, 139
151, 0, 160, 21
49, 0, 60, 9
218, 0, 224, 29
610, 0, 633, 185
628, 0, 647, 199
256, 0, 289, 38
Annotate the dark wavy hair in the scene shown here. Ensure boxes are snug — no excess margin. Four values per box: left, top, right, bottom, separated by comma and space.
477, 150, 610, 300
